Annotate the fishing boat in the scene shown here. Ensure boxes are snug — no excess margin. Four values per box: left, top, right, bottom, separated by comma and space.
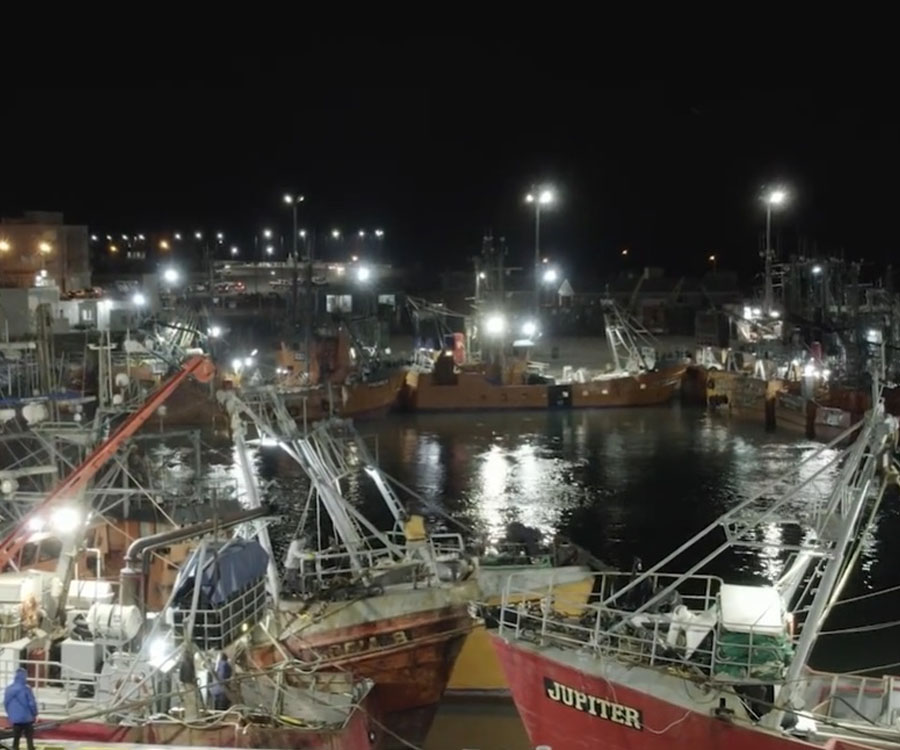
274, 323, 404, 422
492, 378, 900, 749
407, 302, 684, 412
0, 355, 379, 749
219, 390, 478, 748
448, 535, 595, 695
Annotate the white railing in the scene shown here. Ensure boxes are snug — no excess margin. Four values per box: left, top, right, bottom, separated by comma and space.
498, 571, 791, 684
0, 657, 100, 714
285, 532, 466, 596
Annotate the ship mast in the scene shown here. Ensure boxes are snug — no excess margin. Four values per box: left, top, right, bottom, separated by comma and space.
767, 379, 899, 727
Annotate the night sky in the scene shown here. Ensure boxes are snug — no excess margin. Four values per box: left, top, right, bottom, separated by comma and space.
3, 81, 896, 284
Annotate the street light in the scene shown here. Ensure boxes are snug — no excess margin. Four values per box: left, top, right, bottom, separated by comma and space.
525, 185, 555, 315
484, 313, 506, 337
521, 320, 538, 338
0, 240, 10, 253
194, 231, 203, 240
265, 245, 275, 256
812, 264, 823, 275
159, 239, 170, 251
132, 292, 146, 306
356, 266, 371, 283
374, 229, 384, 238
708, 254, 717, 272
38, 241, 52, 254
90, 234, 98, 242
174, 232, 182, 241
762, 186, 789, 313
162, 267, 179, 284
358, 230, 366, 238
230, 245, 239, 257
137, 233, 146, 241
299, 229, 307, 239
542, 268, 558, 284
331, 229, 341, 239
216, 232, 224, 241
262, 228, 273, 240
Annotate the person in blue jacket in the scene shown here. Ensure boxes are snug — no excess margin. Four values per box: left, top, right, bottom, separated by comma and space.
210, 652, 232, 711
4, 668, 37, 750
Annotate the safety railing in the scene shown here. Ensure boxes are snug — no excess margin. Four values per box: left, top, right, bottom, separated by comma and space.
0, 657, 101, 713
498, 571, 790, 684
801, 668, 899, 725
283, 532, 465, 596
173, 577, 267, 650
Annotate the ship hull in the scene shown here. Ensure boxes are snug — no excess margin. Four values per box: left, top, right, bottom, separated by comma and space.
569, 365, 685, 408
491, 635, 867, 750
271, 584, 476, 748
26, 711, 375, 750
281, 369, 405, 422
408, 366, 684, 412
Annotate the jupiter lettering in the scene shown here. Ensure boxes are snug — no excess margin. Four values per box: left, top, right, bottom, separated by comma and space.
543, 677, 643, 731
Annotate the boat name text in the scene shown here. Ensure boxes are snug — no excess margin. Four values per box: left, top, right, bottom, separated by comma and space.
325, 629, 410, 659
544, 677, 643, 730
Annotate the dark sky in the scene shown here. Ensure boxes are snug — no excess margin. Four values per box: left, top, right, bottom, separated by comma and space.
2, 82, 896, 282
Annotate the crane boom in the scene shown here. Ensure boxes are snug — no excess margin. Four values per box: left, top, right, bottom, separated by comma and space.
0, 354, 215, 570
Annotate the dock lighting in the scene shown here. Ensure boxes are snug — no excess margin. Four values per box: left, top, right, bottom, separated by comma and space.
542, 268, 559, 284
38, 241, 52, 254
766, 189, 787, 206
174, 232, 182, 241
351, 254, 359, 262
621, 248, 629, 257
50, 506, 82, 534
284, 193, 305, 205
216, 232, 224, 241
266, 245, 274, 255
356, 265, 372, 283
522, 320, 538, 337
162, 267, 179, 284
478, 271, 486, 280
244, 356, 254, 367
375, 229, 384, 238
121, 234, 129, 241
811, 264, 823, 275
230, 245, 239, 256
526, 189, 555, 205
331, 229, 341, 239
0, 240, 10, 253
209, 325, 222, 338
132, 292, 146, 307
358, 230, 366, 238
109, 244, 119, 254
90, 234, 98, 242
106, 234, 113, 241
231, 358, 242, 372
159, 239, 170, 251
263, 228, 273, 239
485, 313, 506, 337
137, 233, 146, 241
194, 231, 203, 240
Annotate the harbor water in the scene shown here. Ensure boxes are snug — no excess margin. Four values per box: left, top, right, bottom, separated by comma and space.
228, 404, 900, 748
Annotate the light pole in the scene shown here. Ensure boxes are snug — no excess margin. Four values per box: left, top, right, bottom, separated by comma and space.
763, 188, 787, 314
525, 187, 555, 314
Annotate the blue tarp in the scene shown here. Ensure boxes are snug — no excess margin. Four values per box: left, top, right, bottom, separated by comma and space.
173, 539, 269, 609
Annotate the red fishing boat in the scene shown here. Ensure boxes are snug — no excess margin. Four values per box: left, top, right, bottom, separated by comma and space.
493, 385, 900, 750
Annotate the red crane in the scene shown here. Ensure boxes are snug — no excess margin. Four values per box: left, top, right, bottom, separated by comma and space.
0, 354, 215, 571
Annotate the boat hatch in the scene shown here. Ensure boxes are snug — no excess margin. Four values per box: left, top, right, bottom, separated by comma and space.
719, 584, 786, 636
